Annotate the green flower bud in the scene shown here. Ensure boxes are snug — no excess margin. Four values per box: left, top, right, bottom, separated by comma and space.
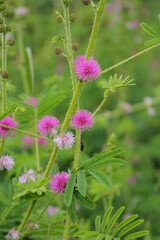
54, 47, 63, 56
8, 38, 15, 46
82, 0, 91, 5
72, 42, 79, 51
56, 15, 63, 24
69, 13, 76, 22
5, 25, 12, 32
63, 0, 72, 7
1, 70, 8, 79
0, 24, 5, 33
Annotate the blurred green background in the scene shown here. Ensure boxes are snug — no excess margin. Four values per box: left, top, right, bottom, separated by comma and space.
0, 0, 160, 239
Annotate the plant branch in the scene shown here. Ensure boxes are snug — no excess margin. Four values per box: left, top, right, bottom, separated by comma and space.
63, 215, 71, 240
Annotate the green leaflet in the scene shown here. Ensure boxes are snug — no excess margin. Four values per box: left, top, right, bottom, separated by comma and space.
140, 22, 160, 38
77, 170, 86, 197
64, 174, 76, 207
95, 215, 101, 233
119, 219, 144, 237
106, 206, 125, 234
101, 206, 113, 233
0, 192, 10, 206
112, 214, 138, 236
24, 47, 35, 95
0, 104, 18, 121
145, 38, 160, 47
66, 195, 77, 223
123, 230, 150, 240
74, 191, 96, 210
89, 169, 111, 189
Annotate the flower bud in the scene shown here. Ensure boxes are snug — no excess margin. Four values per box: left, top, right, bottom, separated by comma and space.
5, 25, 12, 32
69, 13, 76, 22
56, 15, 63, 24
82, 0, 91, 5
72, 42, 79, 51
0, 24, 5, 33
1, 71, 8, 79
8, 38, 15, 46
54, 47, 62, 56
63, 0, 72, 7
0, 3, 6, 11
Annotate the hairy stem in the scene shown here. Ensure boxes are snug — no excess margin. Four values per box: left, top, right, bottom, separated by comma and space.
101, 42, 160, 75
74, 129, 81, 171
63, 215, 71, 240
0, 124, 53, 142
34, 107, 40, 172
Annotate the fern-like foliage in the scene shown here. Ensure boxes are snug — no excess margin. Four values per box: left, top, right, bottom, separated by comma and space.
74, 206, 149, 240
140, 22, 160, 47
103, 74, 135, 96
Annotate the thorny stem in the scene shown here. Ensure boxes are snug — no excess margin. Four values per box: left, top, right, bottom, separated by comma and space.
62, 2, 77, 90
0, 124, 53, 142
63, 215, 71, 240
34, 107, 40, 173
101, 42, 160, 75
74, 129, 81, 171
19, 194, 56, 239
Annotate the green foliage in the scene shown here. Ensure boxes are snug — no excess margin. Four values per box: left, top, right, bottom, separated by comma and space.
88, 169, 111, 189
77, 170, 87, 197
140, 22, 160, 46
64, 174, 76, 207
0, 104, 18, 120
24, 47, 35, 95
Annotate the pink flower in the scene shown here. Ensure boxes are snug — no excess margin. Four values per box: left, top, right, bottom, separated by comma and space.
47, 206, 59, 217
0, 155, 14, 171
27, 222, 39, 229
50, 172, 70, 194
54, 131, 75, 150
18, 170, 36, 184
38, 115, 59, 137
38, 138, 47, 146
0, 116, 17, 138
147, 107, 155, 116
125, 20, 139, 30
128, 176, 137, 185
21, 136, 33, 149
6, 228, 20, 240
144, 96, 152, 106
71, 110, 94, 131
24, 97, 38, 107
15, 7, 28, 16
121, 102, 132, 114
74, 55, 101, 82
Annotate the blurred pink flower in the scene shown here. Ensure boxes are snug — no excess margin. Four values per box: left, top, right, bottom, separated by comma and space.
18, 170, 36, 184
27, 222, 39, 229
47, 206, 59, 217
71, 110, 94, 131
15, 7, 28, 16
38, 115, 59, 137
147, 107, 155, 116
38, 138, 47, 146
125, 20, 139, 30
74, 55, 101, 82
21, 136, 33, 149
24, 97, 38, 107
54, 131, 75, 150
123, 213, 132, 220
121, 102, 132, 114
0, 116, 17, 138
144, 96, 152, 106
6, 228, 20, 240
0, 155, 14, 171
50, 172, 70, 194
128, 176, 137, 185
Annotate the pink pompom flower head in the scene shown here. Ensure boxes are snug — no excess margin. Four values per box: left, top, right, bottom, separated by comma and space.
71, 110, 94, 131
0, 155, 14, 171
21, 136, 33, 149
6, 228, 20, 240
24, 96, 38, 107
18, 169, 36, 184
47, 205, 59, 217
38, 138, 47, 146
50, 172, 70, 194
54, 131, 75, 150
38, 115, 59, 137
74, 55, 101, 82
0, 116, 17, 138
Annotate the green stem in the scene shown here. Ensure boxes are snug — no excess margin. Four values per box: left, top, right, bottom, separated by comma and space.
101, 42, 160, 75
18, 200, 37, 233
0, 123, 53, 142
74, 129, 81, 171
0, 138, 5, 158
19, 194, 56, 239
63, 215, 71, 240
92, 92, 110, 116
62, 3, 76, 90
1, 79, 6, 112
34, 107, 40, 172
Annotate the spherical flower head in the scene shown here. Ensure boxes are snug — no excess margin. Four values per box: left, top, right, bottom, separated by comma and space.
21, 136, 33, 149
24, 96, 38, 107
0, 155, 14, 171
38, 115, 59, 137
38, 138, 47, 146
147, 107, 155, 116
0, 116, 17, 138
71, 110, 94, 131
15, 7, 28, 16
47, 205, 59, 217
6, 228, 20, 240
144, 96, 152, 106
50, 172, 70, 194
74, 55, 101, 82
18, 169, 36, 184
54, 131, 75, 150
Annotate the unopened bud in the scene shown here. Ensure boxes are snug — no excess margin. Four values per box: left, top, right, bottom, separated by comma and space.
69, 13, 76, 22
63, 0, 72, 7
0, 24, 5, 33
3, 10, 10, 17
82, 0, 91, 5
5, 25, 12, 32
56, 15, 63, 24
72, 42, 79, 51
54, 47, 62, 56
8, 38, 15, 46
1, 71, 8, 79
